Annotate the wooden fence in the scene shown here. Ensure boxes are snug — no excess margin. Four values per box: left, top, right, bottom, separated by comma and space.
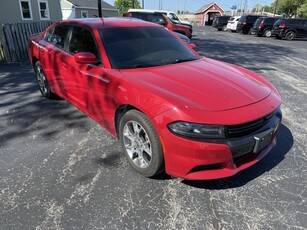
0, 21, 53, 62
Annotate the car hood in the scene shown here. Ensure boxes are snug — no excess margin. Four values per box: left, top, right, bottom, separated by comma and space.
120, 58, 272, 112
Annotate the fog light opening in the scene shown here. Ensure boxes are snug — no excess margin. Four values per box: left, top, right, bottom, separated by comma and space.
189, 163, 223, 173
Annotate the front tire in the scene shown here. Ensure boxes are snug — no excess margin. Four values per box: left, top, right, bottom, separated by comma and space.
34, 61, 55, 99
119, 110, 164, 177
249, 29, 255, 35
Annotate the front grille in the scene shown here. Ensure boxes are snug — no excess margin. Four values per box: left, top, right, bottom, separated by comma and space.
226, 111, 276, 139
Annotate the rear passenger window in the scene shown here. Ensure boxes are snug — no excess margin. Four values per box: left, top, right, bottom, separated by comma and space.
45, 25, 70, 48
297, 20, 304, 26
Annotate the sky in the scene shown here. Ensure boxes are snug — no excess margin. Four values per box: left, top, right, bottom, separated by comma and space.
103, 0, 275, 13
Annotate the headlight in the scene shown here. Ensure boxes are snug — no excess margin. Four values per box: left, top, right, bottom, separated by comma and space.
168, 121, 225, 139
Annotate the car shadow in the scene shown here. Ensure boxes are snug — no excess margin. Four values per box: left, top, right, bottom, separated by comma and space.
0, 62, 91, 147
181, 124, 293, 189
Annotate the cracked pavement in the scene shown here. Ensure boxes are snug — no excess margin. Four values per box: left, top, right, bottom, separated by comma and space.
0, 27, 306, 229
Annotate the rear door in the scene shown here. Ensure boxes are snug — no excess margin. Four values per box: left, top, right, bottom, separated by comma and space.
43, 24, 71, 96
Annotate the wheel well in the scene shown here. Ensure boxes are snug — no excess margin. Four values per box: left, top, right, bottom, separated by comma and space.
114, 105, 139, 138
32, 57, 38, 68
286, 30, 296, 34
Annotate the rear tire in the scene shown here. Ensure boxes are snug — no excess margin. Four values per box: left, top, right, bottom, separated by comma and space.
285, 31, 295, 40
34, 61, 56, 99
263, 29, 272, 37
119, 110, 164, 177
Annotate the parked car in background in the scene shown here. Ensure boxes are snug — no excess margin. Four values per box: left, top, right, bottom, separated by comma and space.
128, 9, 192, 28
237, 15, 262, 34
212, 16, 231, 31
272, 18, 307, 40
123, 11, 192, 38
251, 17, 280, 37
28, 18, 282, 180
226, 16, 241, 32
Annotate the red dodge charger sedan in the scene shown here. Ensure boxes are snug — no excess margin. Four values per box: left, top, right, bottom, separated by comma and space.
28, 18, 282, 180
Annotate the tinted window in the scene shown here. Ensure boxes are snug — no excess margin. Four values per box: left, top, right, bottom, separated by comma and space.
296, 20, 305, 26
69, 26, 98, 56
220, 17, 230, 22
254, 18, 263, 27
238, 16, 247, 22
46, 25, 70, 48
246, 16, 259, 22
265, 18, 275, 24
287, 19, 297, 25
275, 19, 286, 25
100, 27, 198, 69
169, 13, 179, 21
133, 13, 166, 24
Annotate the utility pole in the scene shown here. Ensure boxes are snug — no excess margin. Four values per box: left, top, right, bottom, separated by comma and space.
98, 0, 102, 17
132, 0, 135, 8
273, 0, 278, 16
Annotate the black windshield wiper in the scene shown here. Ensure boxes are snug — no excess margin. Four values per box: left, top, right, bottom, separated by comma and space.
172, 58, 197, 64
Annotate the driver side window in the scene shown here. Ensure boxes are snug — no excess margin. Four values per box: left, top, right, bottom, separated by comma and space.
68, 26, 98, 57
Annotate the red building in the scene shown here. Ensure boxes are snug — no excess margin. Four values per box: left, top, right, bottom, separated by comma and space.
195, 2, 225, 26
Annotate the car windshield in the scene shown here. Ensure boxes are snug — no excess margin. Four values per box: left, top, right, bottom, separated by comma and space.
99, 27, 198, 69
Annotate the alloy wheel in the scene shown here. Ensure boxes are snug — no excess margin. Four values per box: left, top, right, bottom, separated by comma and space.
123, 120, 152, 169
36, 65, 48, 96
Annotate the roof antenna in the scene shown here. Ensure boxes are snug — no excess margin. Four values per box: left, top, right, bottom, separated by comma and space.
98, 0, 102, 17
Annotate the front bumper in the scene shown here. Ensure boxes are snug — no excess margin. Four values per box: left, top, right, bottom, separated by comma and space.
156, 108, 282, 180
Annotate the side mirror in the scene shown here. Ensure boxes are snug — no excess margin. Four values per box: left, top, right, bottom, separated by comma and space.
74, 52, 96, 64
188, 43, 196, 49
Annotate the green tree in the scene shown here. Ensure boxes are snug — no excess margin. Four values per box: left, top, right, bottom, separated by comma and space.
272, 0, 307, 17
263, 5, 273, 13
114, 0, 141, 15
297, 3, 307, 17
252, 3, 263, 12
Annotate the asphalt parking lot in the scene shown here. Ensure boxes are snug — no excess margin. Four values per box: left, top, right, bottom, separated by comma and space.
0, 26, 306, 229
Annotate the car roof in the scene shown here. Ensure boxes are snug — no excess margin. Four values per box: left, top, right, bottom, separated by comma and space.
241, 14, 263, 18
55, 17, 160, 29
128, 8, 174, 14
